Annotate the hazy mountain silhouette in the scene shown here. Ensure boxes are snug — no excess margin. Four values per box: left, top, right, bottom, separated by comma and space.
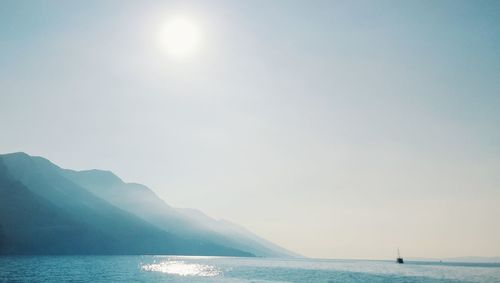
62, 167, 297, 257
0, 152, 296, 257
0, 152, 251, 256
176, 208, 301, 257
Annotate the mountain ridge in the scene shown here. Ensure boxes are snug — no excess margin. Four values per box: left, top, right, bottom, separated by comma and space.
0, 152, 296, 257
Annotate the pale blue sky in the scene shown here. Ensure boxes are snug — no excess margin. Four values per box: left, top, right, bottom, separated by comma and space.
1, 0, 499, 259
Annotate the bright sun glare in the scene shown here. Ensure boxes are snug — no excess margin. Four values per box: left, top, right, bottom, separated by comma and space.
159, 17, 201, 59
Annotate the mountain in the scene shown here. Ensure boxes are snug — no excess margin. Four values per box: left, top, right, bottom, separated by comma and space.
0, 152, 296, 257
0, 152, 251, 256
61, 163, 297, 257
177, 208, 301, 257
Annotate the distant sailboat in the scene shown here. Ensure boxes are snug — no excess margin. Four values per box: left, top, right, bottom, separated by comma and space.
396, 248, 404, 264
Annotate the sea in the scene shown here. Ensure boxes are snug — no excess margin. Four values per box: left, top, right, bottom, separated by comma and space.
1, 256, 499, 282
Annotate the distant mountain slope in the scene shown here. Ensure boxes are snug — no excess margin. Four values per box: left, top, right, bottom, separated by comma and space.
0, 152, 297, 257
0, 160, 113, 254
0, 152, 252, 256
62, 164, 298, 257
177, 208, 301, 257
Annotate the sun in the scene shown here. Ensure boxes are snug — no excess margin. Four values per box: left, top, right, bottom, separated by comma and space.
158, 17, 201, 59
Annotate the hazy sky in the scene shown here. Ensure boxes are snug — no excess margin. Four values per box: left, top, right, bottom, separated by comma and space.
1, 0, 499, 259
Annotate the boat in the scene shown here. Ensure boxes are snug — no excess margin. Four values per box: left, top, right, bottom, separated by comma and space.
396, 248, 404, 264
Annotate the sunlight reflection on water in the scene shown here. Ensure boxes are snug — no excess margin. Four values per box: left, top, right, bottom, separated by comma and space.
2, 256, 499, 282
141, 260, 221, 277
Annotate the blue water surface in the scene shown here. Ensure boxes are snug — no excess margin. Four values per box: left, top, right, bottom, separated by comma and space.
1, 256, 499, 282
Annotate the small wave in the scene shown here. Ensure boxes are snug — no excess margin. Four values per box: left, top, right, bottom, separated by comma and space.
141, 260, 221, 277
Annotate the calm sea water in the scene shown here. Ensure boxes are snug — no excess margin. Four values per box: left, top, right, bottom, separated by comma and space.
1, 256, 499, 282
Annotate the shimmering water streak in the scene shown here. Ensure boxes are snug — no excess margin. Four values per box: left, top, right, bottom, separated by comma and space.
141, 260, 221, 277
